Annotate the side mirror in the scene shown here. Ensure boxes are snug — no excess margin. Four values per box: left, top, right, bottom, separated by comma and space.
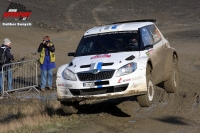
144, 45, 153, 50
68, 52, 75, 56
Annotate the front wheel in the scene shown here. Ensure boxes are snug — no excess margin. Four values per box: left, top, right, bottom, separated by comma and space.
164, 54, 179, 93
137, 74, 155, 107
60, 101, 79, 114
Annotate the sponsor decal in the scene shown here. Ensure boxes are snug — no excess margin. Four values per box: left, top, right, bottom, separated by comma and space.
132, 76, 143, 80
91, 54, 111, 59
58, 84, 64, 86
117, 78, 122, 83
118, 78, 131, 83
2, 2, 32, 27
65, 84, 72, 87
58, 84, 72, 87
123, 78, 131, 82
146, 49, 154, 56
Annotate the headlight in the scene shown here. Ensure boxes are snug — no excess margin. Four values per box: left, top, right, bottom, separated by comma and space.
62, 69, 77, 81
116, 62, 137, 77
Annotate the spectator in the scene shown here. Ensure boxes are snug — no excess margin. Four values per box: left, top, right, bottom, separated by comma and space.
0, 38, 14, 93
37, 36, 56, 91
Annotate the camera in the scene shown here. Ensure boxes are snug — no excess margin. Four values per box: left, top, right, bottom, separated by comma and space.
45, 40, 50, 45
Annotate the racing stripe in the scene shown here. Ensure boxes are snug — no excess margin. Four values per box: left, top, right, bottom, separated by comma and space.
97, 85, 102, 88
94, 63, 103, 88
111, 25, 118, 29
90, 63, 95, 70
96, 80, 102, 88
96, 62, 103, 70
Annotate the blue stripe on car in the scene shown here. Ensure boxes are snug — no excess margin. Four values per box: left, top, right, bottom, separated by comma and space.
96, 80, 102, 88
97, 85, 102, 88
111, 25, 118, 29
96, 63, 103, 88
96, 62, 103, 70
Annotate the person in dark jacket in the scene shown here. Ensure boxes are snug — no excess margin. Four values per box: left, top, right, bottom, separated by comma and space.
37, 36, 56, 91
0, 38, 14, 93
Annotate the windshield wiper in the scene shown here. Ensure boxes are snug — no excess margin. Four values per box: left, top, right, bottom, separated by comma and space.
109, 37, 133, 51
92, 39, 107, 52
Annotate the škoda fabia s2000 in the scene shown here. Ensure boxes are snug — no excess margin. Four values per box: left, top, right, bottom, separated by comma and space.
56, 19, 179, 114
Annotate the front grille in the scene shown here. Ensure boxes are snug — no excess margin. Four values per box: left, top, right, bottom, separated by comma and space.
69, 84, 128, 96
77, 70, 115, 81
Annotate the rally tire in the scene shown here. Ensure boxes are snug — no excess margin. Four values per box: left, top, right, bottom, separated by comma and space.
137, 64, 155, 107
60, 101, 79, 114
137, 75, 155, 107
164, 54, 179, 93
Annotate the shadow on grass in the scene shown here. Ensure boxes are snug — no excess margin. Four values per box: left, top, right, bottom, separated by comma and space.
0, 96, 136, 124
74, 96, 137, 117
0, 106, 69, 124
0, 114, 17, 123
45, 106, 68, 117
152, 116, 200, 126
45, 97, 135, 117
0, 111, 24, 124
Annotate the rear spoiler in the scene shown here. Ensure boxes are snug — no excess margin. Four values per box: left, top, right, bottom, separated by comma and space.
110, 19, 156, 24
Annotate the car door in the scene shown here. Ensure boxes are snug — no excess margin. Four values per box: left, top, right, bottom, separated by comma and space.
140, 25, 166, 84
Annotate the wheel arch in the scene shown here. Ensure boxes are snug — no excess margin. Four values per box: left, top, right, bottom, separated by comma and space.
146, 59, 153, 74
173, 51, 178, 60
164, 48, 178, 81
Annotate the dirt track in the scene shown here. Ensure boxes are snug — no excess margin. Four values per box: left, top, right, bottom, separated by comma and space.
0, 0, 200, 132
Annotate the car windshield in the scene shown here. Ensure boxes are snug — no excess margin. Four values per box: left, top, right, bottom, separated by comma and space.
75, 31, 139, 56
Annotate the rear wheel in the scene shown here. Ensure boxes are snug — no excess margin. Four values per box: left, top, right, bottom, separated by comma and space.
164, 54, 179, 93
137, 64, 155, 107
60, 101, 79, 114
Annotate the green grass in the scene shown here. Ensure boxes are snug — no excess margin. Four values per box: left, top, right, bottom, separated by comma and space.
0, 99, 96, 133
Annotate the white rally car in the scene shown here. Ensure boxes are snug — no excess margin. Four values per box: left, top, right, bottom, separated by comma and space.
56, 19, 179, 114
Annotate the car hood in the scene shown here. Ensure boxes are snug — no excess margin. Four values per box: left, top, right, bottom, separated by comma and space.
67, 52, 141, 73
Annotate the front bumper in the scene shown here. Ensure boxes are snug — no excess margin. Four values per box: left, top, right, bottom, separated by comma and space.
56, 72, 147, 103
